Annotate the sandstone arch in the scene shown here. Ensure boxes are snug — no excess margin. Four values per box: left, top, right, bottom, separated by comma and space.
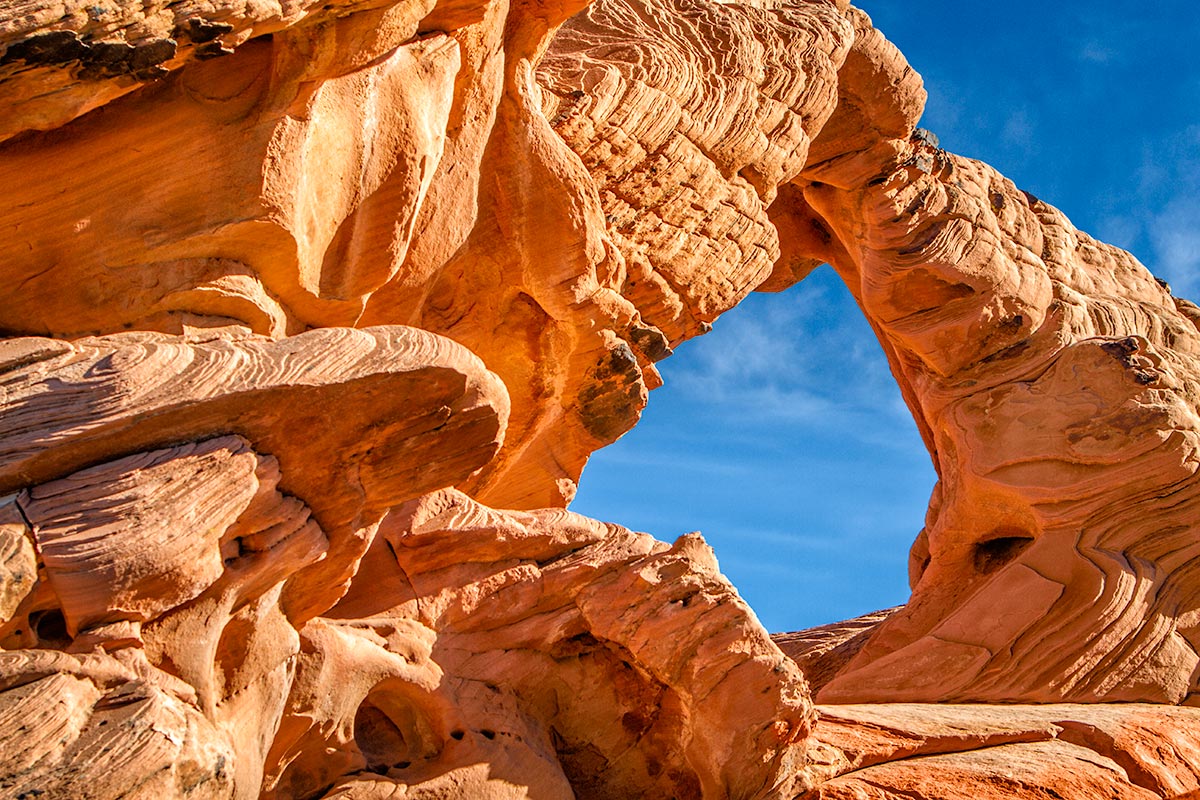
541, 0, 1200, 707
0, 0, 1199, 795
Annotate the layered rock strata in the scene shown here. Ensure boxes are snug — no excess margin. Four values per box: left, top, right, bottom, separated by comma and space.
767, 34, 1200, 708
1, 0, 1198, 796
803, 703, 1200, 798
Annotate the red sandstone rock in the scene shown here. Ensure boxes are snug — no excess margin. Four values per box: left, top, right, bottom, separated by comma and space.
0, 325, 508, 625
268, 489, 812, 798
772, 608, 897, 693
801, 703, 1200, 798
767, 39, 1200, 706
0, 0, 1198, 796
20, 437, 311, 636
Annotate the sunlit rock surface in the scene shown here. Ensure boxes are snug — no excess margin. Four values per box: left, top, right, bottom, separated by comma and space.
2, 0, 1199, 796
766, 26, 1200, 708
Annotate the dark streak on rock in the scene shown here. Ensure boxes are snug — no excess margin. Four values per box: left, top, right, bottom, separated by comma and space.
2, 31, 88, 66
183, 18, 235, 43
578, 343, 644, 442
195, 41, 236, 60
3, 32, 176, 80
627, 323, 672, 363
129, 38, 177, 71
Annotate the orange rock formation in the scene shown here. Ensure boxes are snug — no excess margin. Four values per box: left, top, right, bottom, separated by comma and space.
1, 0, 1198, 796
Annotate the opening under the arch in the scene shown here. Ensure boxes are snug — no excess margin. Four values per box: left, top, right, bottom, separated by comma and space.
570, 264, 938, 634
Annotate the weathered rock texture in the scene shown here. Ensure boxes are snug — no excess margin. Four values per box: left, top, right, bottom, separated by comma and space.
1, 0, 1198, 796
765, 28, 1200, 708
803, 703, 1200, 799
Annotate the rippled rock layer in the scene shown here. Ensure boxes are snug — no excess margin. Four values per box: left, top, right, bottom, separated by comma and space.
1, 0, 1199, 796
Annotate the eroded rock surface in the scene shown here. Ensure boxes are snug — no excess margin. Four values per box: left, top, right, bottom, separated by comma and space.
1, 0, 1198, 796
271, 489, 810, 799
802, 703, 1200, 799
765, 30, 1200, 707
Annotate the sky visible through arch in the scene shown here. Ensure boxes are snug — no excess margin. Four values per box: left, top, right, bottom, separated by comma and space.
570, 1, 1200, 634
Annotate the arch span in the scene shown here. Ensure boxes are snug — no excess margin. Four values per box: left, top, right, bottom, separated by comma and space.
542, 0, 1200, 706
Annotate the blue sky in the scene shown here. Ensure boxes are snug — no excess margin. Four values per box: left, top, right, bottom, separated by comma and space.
571, 2, 1200, 633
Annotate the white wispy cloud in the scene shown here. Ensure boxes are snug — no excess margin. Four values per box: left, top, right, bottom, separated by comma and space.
1149, 197, 1200, 299
1095, 214, 1141, 253
661, 267, 914, 435
1117, 124, 1200, 302
1078, 41, 1115, 64
583, 447, 750, 476
1001, 107, 1035, 150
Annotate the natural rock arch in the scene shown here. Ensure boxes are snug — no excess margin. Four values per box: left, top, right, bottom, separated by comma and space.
540, 0, 1200, 706
572, 262, 936, 636
0, 0, 1198, 795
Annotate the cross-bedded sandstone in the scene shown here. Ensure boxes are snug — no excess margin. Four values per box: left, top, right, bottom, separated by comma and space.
0, 0, 1197, 796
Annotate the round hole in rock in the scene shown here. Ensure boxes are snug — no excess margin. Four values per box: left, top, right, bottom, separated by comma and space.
31, 609, 71, 647
354, 702, 410, 773
973, 530, 1036, 575
572, 265, 937, 633
352, 682, 442, 772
